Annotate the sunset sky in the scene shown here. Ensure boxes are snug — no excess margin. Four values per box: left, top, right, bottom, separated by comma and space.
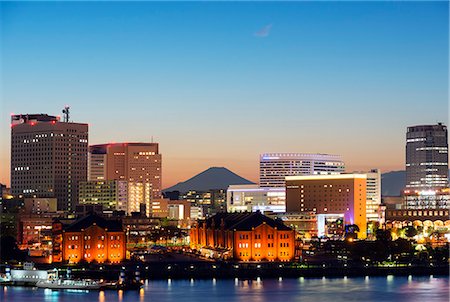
0, 1, 448, 188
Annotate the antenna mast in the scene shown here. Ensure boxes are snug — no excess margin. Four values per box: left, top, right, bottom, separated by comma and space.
62, 105, 70, 122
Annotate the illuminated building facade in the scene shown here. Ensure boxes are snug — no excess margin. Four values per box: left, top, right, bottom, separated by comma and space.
149, 198, 191, 221
406, 123, 448, 190
227, 185, 286, 213
88, 152, 107, 181
89, 143, 162, 199
269, 212, 318, 238
23, 198, 57, 214
259, 153, 345, 188
190, 212, 295, 261
78, 180, 128, 212
403, 189, 450, 209
285, 174, 367, 239
352, 169, 381, 222
11, 114, 88, 211
18, 214, 55, 247
127, 182, 152, 217
365, 169, 381, 222
179, 189, 227, 216
59, 214, 126, 264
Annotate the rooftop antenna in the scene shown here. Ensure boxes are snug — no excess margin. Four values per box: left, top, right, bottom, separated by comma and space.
62, 105, 70, 122
151, 136, 154, 143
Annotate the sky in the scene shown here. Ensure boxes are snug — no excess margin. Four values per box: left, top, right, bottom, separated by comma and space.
0, 1, 448, 188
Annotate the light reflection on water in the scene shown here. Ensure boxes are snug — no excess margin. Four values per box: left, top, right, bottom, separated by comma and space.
1, 276, 449, 302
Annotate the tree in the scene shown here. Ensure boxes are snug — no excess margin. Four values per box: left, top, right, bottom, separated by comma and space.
0, 236, 26, 262
404, 226, 418, 239
345, 224, 359, 240
376, 229, 392, 242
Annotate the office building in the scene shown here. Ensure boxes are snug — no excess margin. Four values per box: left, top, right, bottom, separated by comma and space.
227, 184, 286, 213
127, 182, 152, 217
149, 198, 191, 220
285, 174, 367, 238
89, 143, 162, 199
78, 180, 128, 212
88, 151, 107, 181
403, 188, 450, 210
406, 123, 448, 190
179, 189, 226, 216
365, 169, 381, 222
23, 197, 57, 214
352, 169, 381, 222
259, 153, 345, 187
11, 113, 88, 212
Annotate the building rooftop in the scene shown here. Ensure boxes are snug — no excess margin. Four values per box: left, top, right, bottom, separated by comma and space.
64, 213, 123, 232
286, 174, 367, 181
200, 211, 292, 231
11, 114, 60, 124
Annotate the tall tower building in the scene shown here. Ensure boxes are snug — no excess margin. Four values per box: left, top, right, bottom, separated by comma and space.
406, 123, 448, 190
88, 143, 162, 199
259, 153, 345, 187
11, 113, 88, 211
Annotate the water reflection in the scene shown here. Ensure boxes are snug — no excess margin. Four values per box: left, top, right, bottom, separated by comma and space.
0, 276, 448, 302
99, 290, 105, 302
118, 289, 123, 302
139, 287, 144, 302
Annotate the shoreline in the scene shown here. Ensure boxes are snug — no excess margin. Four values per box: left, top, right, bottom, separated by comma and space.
14, 262, 448, 281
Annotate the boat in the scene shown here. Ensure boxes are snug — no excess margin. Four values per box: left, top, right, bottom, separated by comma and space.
5, 262, 48, 286
36, 279, 101, 290
35, 268, 101, 290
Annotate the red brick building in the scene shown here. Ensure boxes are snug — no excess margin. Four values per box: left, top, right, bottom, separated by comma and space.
190, 212, 295, 261
56, 214, 126, 264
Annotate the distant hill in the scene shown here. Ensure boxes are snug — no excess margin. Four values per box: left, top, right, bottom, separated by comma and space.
163, 167, 255, 193
381, 171, 406, 196
381, 169, 450, 196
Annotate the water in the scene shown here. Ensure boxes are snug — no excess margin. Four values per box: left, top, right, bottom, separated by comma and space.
2, 276, 449, 302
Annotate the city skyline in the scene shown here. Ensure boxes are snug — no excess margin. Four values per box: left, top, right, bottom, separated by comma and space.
1, 1, 448, 188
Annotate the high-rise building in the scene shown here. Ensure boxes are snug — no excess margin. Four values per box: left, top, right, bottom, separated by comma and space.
11, 114, 88, 211
259, 153, 345, 187
352, 169, 381, 222
127, 182, 152, 217
227, 184, 286, 213
88, 143, 162, 199
406, 123, 448, 190
88, 151, 107, 181
285, 174, 367, 238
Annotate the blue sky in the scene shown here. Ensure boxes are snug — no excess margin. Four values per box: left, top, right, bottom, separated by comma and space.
0, 1, 448, 187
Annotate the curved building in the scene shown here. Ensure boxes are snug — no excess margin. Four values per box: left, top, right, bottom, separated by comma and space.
406, 123, 448, 190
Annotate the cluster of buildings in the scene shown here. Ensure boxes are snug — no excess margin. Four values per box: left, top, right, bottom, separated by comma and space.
191, 124, 450, 259
1, 108, 449, 263
225, 154, 381, 240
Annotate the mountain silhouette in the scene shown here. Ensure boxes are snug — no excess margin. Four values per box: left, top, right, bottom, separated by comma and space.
163, 167, 255, 193
381, 171, 406, 196
381, 170, 450, 196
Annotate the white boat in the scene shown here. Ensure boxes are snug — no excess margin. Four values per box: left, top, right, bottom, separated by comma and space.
6, 262, 48, 285
36, 279, 101, 290
35, 268, 101, 290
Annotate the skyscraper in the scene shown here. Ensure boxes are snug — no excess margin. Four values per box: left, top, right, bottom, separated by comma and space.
11, 114, 88, 211
259, 153, 345, 187
88, 143, 162, 199
406, 123, 448, 190
352, 169, 381, 222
